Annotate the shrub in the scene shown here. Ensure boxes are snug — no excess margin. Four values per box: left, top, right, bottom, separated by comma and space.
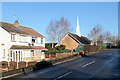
55, 45, 66, 51
100, 46, 106, 49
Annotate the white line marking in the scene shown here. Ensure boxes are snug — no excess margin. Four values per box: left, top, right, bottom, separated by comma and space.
55, 71, 72, 79
82, 61, 95, 68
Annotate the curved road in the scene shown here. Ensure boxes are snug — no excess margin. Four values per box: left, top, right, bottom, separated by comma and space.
4, 49, 120, 80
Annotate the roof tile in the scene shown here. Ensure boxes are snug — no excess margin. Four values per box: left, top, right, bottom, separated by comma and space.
0, 22, 45, 38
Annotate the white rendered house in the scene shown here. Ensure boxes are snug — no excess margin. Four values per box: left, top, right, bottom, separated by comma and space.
0, 20, 47, 62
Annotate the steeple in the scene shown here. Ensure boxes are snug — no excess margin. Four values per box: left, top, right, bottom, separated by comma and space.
76, 16, 81, 37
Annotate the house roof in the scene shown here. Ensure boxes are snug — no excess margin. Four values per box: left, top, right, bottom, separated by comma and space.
0, 22, 27, 34
68, 32, 91, 44
10, 45, 48, 50
0, 22, 45, 38
19, 26, 45, 38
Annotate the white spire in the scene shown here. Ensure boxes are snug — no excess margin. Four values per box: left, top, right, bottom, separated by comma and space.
76, 16, 81, 37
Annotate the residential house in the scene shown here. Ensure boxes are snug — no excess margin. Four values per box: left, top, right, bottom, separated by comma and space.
0, 20, 47, 62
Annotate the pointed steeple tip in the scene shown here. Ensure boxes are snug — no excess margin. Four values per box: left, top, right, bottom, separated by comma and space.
77, 16, 79, 26
76, 16, 81, 37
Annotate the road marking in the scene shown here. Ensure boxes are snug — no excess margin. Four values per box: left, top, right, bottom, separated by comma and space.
55, 71, 72, 80
82, 61, 95, 68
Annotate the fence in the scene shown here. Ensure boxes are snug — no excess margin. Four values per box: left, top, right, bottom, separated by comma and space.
0, 61, 37, 73
45, 52, 79, 59
1, 53, 81, 79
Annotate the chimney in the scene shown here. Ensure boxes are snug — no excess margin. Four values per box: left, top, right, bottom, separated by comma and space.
14, 20, 19, 27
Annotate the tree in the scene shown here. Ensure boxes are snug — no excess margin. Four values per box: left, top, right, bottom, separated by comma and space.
111, 35, 119, 46
88, 24, 103, 45
55, 17, 71, 42
98, 34, 104, 42
46, 21, 56, 48
104, 31, 112, 43
46, 17, 72, 46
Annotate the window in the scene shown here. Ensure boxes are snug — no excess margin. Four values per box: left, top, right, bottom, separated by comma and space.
31, 50, 34, 57
11, 34, 15, 41
32, 37, 38, 43
32, 37, 35, 43
13, 52, 15, 61
16, 51, 17, 62
10, 51, 12, 61
2, 49, 5, 58
41, 38, 43, 44
36, 37, 39, 43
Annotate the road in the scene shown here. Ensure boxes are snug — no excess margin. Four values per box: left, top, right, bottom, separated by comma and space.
4, 49, 120, 80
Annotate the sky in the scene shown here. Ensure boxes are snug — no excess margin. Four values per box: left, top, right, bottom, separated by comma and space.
1, 2, 118, 42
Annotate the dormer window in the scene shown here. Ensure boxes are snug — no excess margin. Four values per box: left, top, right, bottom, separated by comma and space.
11, 34, 15, 41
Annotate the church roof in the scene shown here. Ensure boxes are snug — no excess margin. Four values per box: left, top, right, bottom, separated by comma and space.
68, 32, 91, 44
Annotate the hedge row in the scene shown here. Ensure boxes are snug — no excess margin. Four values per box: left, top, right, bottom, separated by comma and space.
83, 44, 99, 53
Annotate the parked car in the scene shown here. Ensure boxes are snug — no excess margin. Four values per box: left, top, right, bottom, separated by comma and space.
79, 51, 87, 57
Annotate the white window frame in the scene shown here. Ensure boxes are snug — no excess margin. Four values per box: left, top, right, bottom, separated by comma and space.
2, 49, 5, 58
11, 34, 15, 41
31, 50, 34, 57
41, 38, 43, 44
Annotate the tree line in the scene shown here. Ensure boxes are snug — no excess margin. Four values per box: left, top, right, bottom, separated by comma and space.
88, 24, 119, 47
46, 17, 120, 48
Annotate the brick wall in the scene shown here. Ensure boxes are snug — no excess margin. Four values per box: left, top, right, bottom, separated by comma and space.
59, 34, 79, 50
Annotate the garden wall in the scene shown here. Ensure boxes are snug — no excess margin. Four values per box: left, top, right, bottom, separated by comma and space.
0, 61, 37, 72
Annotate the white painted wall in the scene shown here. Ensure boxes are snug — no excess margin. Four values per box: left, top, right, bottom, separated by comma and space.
10, 33, 45, 47
23, 50, 31, 58
0, 27, 11, 61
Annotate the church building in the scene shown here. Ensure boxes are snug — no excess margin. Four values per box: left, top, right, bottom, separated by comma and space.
56, 16, 90, 50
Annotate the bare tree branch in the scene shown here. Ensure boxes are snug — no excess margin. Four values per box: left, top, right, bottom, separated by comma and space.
88, 24, 103, 45
46, 17, 72, 47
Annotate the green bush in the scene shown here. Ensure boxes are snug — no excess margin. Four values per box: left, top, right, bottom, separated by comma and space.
45, 44, 52, 51
100, 46, 106, 49
45, 44, 66, 52
55, 45, 66, 51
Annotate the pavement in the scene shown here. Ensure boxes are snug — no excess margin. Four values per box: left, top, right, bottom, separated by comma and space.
3, 49, 120, 80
